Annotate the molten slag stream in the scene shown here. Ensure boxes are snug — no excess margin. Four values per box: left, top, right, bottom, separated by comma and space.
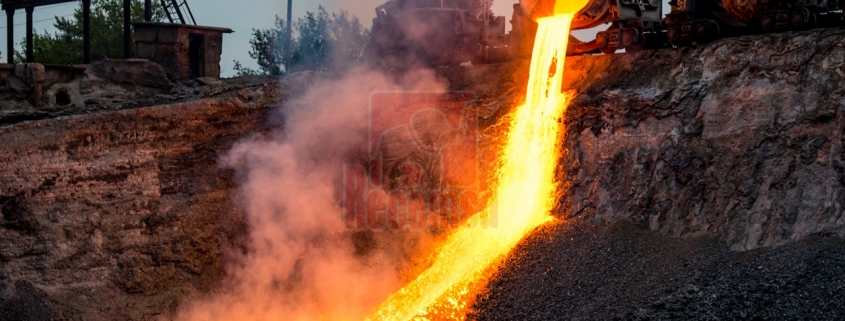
367, 14, 578, 321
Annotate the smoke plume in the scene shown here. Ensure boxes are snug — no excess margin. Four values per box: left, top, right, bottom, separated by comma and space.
171, 67, 449, 321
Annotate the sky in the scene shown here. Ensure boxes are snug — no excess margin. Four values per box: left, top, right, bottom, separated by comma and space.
0, 0, 519, 76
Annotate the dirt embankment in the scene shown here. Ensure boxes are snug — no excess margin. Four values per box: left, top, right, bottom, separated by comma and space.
475, 28, 845, 320
1, 27, 845, 321
559, 28, 845, 251
0, 83, 277, 321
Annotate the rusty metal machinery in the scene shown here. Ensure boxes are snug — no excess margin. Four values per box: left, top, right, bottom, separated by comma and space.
367, 0, 845, 66
520, 0, 845, 55
365, 0, 509, 68
670, 0, 845, 47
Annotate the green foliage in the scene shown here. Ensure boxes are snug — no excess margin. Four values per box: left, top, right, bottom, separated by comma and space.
234, 6, 369, 76
237, 17, 287, 76
20, 0, 162, 64
231, 60, 262, 76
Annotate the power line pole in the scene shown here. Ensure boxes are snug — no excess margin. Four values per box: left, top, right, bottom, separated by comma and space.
285, 0, 292, 70
286, 0, 293, 42
123, 0, 131, 58
144, 0, 152, 22
82, 0, 91, 63
25, 6, 33, 62
285, 0, 293, 50
5, 9, 13, 64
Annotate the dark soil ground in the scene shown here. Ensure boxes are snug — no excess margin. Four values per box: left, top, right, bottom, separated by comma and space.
471, 221, 845, 321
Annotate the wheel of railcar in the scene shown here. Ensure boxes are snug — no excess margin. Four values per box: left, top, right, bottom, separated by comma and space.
693, 20, 721, 44
669, 24, 694, 47
638, 22, 666, 49
790, 7, 815, 29
760, 14, 774, 32
665, 12, 692, 47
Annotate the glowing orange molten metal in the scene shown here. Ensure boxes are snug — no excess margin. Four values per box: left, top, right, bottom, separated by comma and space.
366, 3, 586, 321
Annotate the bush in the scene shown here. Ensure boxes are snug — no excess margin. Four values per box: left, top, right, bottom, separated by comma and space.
20, 0, 162, 64
234, 6, 369, 76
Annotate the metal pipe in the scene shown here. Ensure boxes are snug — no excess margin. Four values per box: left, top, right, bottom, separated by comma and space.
160, 0, 174, 23
124, 0, 132, 58
286, 0, 293, 59
287, 0, 293, 31
144, 0, 152, 21
169, 0, 186, 24
25, 6, 33, 63
182, 0, 197, 25
83, 0, 91, 63
5, 9, 13, 64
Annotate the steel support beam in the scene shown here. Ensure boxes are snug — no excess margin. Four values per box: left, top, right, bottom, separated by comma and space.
183, 0, 196, 25
25, 6, 33, 63
82, 0, 91, 63
286, 0, 292, 59
5, 9, 13, 64
123, 0, 131, 58
169, 0, 185, 24
2, 0, 77, 11
144, 0, 152, 21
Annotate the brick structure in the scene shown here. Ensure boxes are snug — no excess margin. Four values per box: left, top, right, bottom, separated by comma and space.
133, 22, 233, 80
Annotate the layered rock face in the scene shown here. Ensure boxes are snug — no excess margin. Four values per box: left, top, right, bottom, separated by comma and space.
1, 27, 844, 321
0, 85, 276, 321
0, 59, 261, 126
560, 28, 845, 250
475, 28, 845, 321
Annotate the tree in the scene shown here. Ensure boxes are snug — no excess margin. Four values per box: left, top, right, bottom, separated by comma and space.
234, 6, 369, 76
20, 0, 161, 64
236, 16, 288, 76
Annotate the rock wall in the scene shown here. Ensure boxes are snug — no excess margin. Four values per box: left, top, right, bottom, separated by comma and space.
0, 60, 268, 127
2, 27, 845, 321
559, 28, 845, 250
0, 89, 274, 321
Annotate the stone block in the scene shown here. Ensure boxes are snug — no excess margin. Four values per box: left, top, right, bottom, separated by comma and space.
133, 29, 158, 43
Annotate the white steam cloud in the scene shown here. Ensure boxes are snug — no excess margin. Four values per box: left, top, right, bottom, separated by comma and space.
170, 67, 448, 321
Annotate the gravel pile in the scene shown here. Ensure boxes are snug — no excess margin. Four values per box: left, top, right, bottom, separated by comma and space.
472, 221, 845, 321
